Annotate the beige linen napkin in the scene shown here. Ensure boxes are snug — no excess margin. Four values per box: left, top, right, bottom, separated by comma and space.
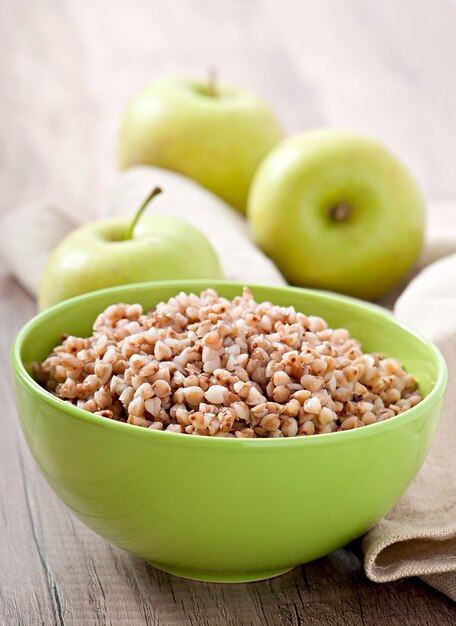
363, 251, 456, 600
1, 171, 455, 599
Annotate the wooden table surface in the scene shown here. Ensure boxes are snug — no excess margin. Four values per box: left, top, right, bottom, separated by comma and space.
1, 0, 456, 624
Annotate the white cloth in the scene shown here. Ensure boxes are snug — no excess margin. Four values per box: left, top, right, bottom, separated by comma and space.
0, 200, 75, 296
1, 170, 455, 599
0, 166, 284, 295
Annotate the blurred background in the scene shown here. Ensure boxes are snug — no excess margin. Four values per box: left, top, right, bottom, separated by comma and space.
1, 0, 456, 219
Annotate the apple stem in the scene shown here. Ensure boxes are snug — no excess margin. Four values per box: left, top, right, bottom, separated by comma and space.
329, 203, 351, 223
126, 187, 162, 239
208, 68, 219, 98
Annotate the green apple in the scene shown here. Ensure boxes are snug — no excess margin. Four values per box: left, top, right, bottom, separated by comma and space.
117, 75, 283, 213
38, 188, 222, 310
248, 130, 425, 300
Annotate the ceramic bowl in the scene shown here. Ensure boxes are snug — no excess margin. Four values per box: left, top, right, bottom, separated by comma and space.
11, 281, 447, 582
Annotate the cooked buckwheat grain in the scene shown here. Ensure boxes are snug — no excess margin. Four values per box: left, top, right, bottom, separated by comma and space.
34, 288, 423, 437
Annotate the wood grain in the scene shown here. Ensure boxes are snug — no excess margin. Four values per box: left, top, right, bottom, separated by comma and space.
1, 0, 456, 623
2, 0, 456, 218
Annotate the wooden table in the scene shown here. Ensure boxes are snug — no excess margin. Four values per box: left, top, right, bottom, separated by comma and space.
1, 1, 456, 623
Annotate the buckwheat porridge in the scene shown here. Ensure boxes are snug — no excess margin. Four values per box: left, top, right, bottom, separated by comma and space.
35, 288, 423, 437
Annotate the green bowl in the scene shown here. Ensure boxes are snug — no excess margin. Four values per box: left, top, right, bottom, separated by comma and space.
11, 281, 447, 583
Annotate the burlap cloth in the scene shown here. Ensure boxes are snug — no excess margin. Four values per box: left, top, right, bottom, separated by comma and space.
2, 166, 455, 599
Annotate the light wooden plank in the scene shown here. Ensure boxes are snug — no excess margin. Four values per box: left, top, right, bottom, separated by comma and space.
264, 0, 456, 201
3, 0, 456, 219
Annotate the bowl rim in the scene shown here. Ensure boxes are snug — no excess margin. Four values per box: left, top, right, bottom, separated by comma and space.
11, 280, 448, 448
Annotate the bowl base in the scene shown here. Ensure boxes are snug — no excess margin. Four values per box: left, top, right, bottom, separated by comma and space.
147, 562, 296, 583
